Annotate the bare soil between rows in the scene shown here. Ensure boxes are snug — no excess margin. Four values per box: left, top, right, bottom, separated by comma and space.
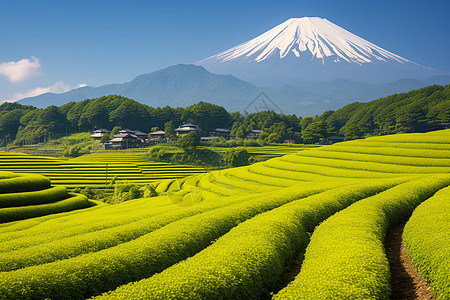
385, 223, 437, 299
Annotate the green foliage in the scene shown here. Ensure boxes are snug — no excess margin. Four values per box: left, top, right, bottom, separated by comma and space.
0, 173, 50, 193
300, 116, 314, 131
110, 126, 122, 137
0, 186, 323, 299
0, 130, 449, 299
164, 120, 175, 140
176, 131, 200, 151
182, 101, 231, 134
142, 184, 157, 198
302, 121, 327, 143
128, 186, 141, 200
0, 186, 68, 208
223, 147, 249, 167
320, 84, 450, 137
100, 133, 110, 143
274, 176, 450, 299
0, 193, 89, 223
64, 144, 82, 157
106, 183, 142, 204
98, 180, 399, 299
403, 186, 450, 299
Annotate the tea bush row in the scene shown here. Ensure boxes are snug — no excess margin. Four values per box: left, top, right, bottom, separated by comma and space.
274, 175, 450, 300
403, 186, 450, 299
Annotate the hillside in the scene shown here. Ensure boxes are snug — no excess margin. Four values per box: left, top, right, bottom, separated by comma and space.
17, 64, 260, 111
0, 170, 91, 223
14, 63, 450, 116
0, 129, 449, 299
2, 85, 449, 148
315, 84, 450, 138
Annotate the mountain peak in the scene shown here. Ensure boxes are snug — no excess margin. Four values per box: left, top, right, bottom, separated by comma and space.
199, 17, 410, 66
196, 17, 443, 85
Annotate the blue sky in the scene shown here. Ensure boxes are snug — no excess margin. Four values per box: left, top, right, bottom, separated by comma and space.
1, 0, 449, 102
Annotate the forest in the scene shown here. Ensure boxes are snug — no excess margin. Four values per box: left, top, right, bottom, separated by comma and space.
0, 84, 448, 146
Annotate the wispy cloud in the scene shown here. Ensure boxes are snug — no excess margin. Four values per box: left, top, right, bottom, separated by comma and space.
4, 81, 86, 102
0, 57, 41, 83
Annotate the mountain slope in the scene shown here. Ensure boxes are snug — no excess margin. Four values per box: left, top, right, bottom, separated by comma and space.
198, 17, 445, 85
18, 65, 260, 110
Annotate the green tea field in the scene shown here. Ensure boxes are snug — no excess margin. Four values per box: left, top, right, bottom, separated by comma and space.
0, 129, 449, 299
0, 152, 206, 189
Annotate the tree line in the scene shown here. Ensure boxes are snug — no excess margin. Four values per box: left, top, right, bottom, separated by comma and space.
0, 84, 449, 146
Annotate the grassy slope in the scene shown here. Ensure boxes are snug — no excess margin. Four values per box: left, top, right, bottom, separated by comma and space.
0, 129, 448, 299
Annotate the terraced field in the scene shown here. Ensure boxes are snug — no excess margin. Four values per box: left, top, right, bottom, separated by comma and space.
0, 152, 206, 189
0, 171, 92, 223
0, 129, 449, 299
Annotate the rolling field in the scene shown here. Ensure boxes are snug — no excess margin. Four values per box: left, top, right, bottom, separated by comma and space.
0, 152, 206, 189
0, 171, 92, 223
0, 129, 449, 299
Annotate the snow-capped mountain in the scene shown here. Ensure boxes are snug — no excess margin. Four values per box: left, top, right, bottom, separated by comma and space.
198, 17, 444, 85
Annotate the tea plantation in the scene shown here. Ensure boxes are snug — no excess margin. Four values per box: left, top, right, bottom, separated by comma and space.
0, 129, 449, 299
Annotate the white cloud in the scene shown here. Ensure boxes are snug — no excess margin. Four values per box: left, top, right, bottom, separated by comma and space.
4, 81, 86, 102
0, 57, 41, 83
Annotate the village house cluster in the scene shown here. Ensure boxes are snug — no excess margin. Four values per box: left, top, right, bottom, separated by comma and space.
90, 123, 266, 149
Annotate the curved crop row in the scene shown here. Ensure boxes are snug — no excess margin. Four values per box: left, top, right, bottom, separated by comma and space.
328, 141, 450, 150
0, 171, 17, 179
279, 155, 449, 174
403, 186, 450, 299
0, 186, 325, 299
274, 175, 450, 300
0, 186, 319, 270
0, 173, 50, 194
0, 193, 91, 223
296, 150, 450, 167
321, 145, 450, 159
0, 186, 68, 208
95, 179, 403, 300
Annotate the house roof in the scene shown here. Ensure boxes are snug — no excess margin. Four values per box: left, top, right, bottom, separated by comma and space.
113, 133, 138, 138
118, 129, 136, 134
90, 133, 104, 138
180, 123, 198, 128
214, 128, 231, 133
247, 130, 263, 133
110, 137, 125, 142
176, 127, 199, 132
150, 130, 165, 135
93, 129, 110, 133
133, 130, 148, 136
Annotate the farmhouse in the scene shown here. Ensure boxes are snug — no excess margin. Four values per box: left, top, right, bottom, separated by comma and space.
90, 129, 111, 141
149, 130, 166, 141
245, 129, 263, 139
175, 123, 200, 136
100, 129, 149, 149
211, 128, 235, 139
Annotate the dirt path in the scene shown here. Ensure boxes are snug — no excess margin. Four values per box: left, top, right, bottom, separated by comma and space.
385, 223, 437, 299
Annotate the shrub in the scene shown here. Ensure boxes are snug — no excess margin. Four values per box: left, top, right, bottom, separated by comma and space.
403, 186, 450, 299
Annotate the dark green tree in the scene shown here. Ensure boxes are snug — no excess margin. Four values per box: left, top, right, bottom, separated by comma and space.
100, 133, 110, 143
110, 126, 122, 137
164, 121, 176, 140
223, 148, 249, 167
302, 121, 327, 143
176, 131, 200, 152
300, 116, 314, 131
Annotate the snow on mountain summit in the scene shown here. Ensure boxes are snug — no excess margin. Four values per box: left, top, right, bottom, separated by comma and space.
200, 17, 410, 66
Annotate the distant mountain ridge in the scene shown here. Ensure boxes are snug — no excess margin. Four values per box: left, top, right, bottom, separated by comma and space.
19, 64, 260, 110
18, 64, 450, 116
